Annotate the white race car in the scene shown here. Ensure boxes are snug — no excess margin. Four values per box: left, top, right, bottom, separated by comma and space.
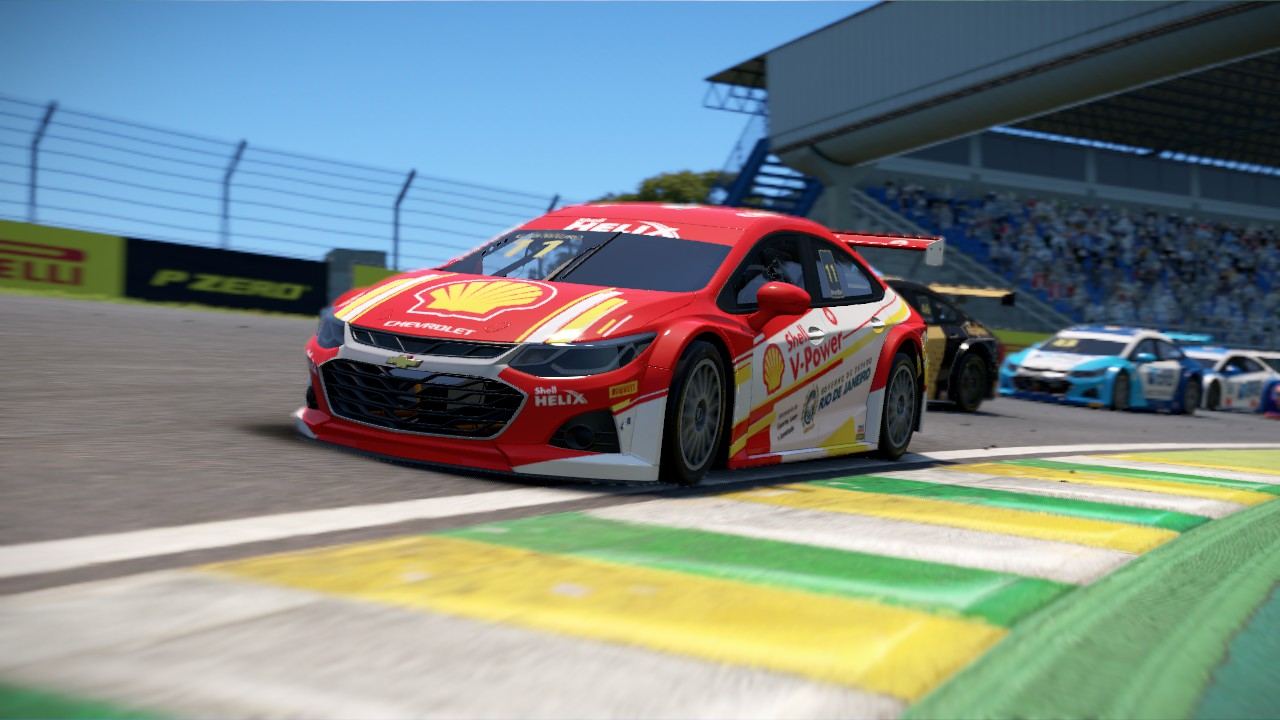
1185, 346, 1280, 412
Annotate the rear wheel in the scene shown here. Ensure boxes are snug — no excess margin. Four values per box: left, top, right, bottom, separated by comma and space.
878, 352, 918, 459
660, 341, 727, 486
1179, 379, 1200, 416
1111, 372, 1131, 411
949, 353, 988, 413
1205, 382, 1221, 411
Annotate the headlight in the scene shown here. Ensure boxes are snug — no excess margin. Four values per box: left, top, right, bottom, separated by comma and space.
1069, 368, 1107, 378
316, 307, 345, 349
1003, 361, 1018, 372
509, 333, 655, 378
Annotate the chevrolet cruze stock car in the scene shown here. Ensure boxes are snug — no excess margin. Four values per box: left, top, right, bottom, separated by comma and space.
296, 203, 940, 484
1000, 325, 1203, 413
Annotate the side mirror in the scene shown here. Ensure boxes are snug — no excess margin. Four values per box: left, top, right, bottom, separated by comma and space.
748, 282, 810, 332
1134, 352, 1156, 364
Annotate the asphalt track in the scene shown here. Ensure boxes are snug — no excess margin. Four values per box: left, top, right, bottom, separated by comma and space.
2, 294, 1279, 718
1, 293, 1275, 573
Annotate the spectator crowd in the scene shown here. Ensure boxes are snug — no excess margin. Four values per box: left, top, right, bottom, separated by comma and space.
873, 181, 1280, 348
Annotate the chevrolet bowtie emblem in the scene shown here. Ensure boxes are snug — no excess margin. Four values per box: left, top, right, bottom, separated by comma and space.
387, 355, 422, 369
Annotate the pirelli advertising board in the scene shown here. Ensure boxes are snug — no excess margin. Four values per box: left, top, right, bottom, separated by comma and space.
124, 238, 328, 314
0, 221, 125, 297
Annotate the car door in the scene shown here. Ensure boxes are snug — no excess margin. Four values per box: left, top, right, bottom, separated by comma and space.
784, 236, 890, 455
1221, 355, 1268, 410
1134, 339, 1183, 403
723, 234, 817, 457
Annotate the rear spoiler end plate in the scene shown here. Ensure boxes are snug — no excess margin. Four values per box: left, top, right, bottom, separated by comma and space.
833, 231, 945, 266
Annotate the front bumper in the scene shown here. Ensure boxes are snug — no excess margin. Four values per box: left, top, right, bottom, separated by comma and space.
297, 330, 670, 482
998, 367, 1109, 407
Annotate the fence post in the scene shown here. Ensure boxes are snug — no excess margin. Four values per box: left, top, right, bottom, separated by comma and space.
27, 101, 58, 222
546, 194, 560, 212
221, 140, 247, 249
393, 169, 416, 270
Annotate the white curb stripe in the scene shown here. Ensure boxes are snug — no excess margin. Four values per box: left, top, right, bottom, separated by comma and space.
589, 498, 1133, 584
875, 467, 1244, 519
0, 487, 600, 580
919, 442, 1280, 462
1052, 454, 1280, 485
0, 572, 904, 719
4, 443, 1273, 582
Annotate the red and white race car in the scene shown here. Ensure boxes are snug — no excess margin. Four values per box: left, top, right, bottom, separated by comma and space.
296, 203, 938, 484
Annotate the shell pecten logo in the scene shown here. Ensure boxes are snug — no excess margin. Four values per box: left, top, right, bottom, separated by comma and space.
407, 279, 556, 321
763, 345, 785, 393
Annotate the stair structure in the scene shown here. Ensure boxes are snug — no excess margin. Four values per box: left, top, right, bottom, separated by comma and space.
719, 138, 824, 217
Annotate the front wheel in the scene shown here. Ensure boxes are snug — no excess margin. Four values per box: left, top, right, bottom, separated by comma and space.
660, 341, 727, 486
949, 353, 988, 412
1205, 382, 1221, 411
1111, 372, 1131, 411
878, 352, 918, 459
1179, 379, 1200, 416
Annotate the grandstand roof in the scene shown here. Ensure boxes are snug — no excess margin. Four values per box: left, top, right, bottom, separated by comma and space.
707, 2, 1280, 171
1012, 50, 1280, 169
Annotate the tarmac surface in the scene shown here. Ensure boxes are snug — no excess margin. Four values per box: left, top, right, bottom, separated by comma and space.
2, 293, 1276, 588
2, 293, 1279, 719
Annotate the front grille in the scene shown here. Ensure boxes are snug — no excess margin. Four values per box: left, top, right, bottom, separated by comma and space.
321, 359, 523, 438
1013, 376, 1070, 395
350, 326, 513, 359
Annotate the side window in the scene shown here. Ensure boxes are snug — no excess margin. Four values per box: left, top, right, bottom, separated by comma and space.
811, 241, 878, 304
1130, 339, 1158, 359
906, 290, 936, 323
931, 295, 963, 324
1155, 341, 1183, 361
1227, 356, 1264, 373
727, 236, 806, 308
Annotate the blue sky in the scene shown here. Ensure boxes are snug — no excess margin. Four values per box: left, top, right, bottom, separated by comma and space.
0, 1, 867, 202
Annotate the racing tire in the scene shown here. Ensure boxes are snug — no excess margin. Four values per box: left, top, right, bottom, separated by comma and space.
1179, 379, 1200, 416
660, 341, 727, 486
949, 353, 988, 413
877, 351, 918, 460
1111, 372, 1131, 412
1205, 382, 1221, 411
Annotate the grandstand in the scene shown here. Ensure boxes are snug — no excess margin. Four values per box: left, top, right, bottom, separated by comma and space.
705, 1, 1280, 347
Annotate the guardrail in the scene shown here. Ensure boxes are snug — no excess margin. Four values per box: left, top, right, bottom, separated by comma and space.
0, 94, 578, 271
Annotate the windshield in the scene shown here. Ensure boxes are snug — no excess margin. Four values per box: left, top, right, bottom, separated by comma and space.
1041, 336, 1128, 356
1188, 357, 1219, 371
443, 230, 730, 293
1263, 358, 1280, 373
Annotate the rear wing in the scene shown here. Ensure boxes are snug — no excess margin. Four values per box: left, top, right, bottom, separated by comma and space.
833, 231, 945, 267
1163, 331, 1215, 347
928, 283, 1016, 306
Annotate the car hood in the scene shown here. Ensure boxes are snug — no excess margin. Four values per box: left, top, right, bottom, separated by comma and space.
1019, 349, 1102, 373
340, 270, 696, 345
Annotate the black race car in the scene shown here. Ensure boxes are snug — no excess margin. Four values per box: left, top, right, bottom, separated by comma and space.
887, 279, 1003, 412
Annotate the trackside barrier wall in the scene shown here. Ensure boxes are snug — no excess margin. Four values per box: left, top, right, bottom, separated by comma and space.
352, 263, 398, 289
125, 238, 328, 314
1, 220, 332, 314
0, 221, 125, 297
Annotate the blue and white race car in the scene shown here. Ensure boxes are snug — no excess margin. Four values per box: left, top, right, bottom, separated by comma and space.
1185, 346, 1280, 413
999, 326, 1203, 413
